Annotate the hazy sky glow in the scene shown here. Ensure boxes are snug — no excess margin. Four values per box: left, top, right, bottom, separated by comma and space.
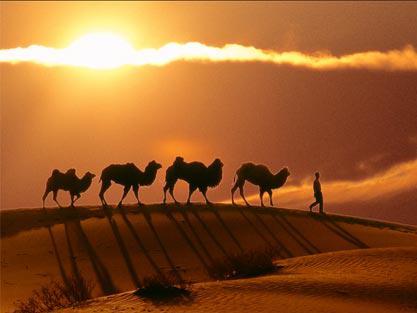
1, 2, 417, 224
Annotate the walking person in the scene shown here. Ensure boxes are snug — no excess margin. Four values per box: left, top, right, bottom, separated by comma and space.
309, 172, 324, 213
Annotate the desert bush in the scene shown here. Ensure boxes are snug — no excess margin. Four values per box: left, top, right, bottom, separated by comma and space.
134, 274, 191, 301
208, 248, 281, 280
13, 275, 94, 313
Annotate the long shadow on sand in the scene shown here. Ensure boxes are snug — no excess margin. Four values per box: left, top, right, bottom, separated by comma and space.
103, 207, 142, 288
118, 207, 166, 280
137, 207, 184, 284
315, 214, 369, 249
164, 206, 212, 274
69, 219, 118, 295
47, 225, 71, 290
236, 206, 276, 252
208, 207, 244, 253
188, 205, 231, 260
272, 213, 321, 254
251, 210, 293, 258
63, 222, 84, 289
175, 206, 215, 265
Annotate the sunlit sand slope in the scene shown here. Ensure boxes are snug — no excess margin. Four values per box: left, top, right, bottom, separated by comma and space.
59, 247, 417, 313
1, 204, 416, 312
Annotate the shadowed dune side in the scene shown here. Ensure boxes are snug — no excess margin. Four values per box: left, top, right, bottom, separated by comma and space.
59, 247, 417, 313
1, 204, 417, 312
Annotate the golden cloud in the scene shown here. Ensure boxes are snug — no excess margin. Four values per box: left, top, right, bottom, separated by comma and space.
1, 38, 417, 71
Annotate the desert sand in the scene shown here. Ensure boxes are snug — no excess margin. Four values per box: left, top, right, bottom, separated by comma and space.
1, 204, 417, 312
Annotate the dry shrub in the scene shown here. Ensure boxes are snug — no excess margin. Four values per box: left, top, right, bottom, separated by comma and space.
13, 275, 94, 313
208, 248, 281, 280
134, 274, 191, 301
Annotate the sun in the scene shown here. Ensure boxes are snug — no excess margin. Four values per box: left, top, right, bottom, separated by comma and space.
65, 32, 135, 69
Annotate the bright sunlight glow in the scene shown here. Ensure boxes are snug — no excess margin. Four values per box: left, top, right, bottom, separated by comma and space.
66, 32, 135, 69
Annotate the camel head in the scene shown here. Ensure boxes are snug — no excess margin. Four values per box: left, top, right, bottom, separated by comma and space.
272, 167, 290, 188
282, 167, 290, 177
212, 158, 224, 168
147, 160, 162, 171
84, 172, 96, 181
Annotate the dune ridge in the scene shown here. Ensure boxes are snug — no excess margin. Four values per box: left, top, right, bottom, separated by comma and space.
1, 204, 417, 312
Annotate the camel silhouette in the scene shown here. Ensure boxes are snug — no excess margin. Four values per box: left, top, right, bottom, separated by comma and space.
42, 169, 96, 208
231, 163, 290, 207
163, 156, 223, 205
99, 161, 162, 207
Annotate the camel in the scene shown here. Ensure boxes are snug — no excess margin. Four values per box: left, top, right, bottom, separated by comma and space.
163, 156, 223, 205
99, 161, 162, 207
231, 163, 290, 207
42, 169, 96, 208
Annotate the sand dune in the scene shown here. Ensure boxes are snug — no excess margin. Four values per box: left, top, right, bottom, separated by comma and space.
55, 247, 417, 313
1, 204, 416, 312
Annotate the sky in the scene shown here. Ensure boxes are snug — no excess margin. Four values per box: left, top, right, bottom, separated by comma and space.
1, 2, 417, 224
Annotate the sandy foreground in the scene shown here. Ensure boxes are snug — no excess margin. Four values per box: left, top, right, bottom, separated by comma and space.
1, 204, 417, 312
59, 247, 417, 313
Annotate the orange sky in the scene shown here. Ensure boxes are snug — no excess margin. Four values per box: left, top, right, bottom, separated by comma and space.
1, 2, 417, 224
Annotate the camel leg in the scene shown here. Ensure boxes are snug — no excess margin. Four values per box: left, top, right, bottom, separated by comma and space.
70, 192, 75, 207
42, 189, 50, 209
259, 188, 265, 207
231, 181, 239, 205
117, 185, 131, 208
239, 185, 250, 206
53, 190, 62, 208
268, 190, 274, 207
99, 180, 111, 206
163, 183, 169, 204
73, 194, 81, 203
186, 185, 197, 205
169, 184, 179, 204
201, 187, 212, 206
132, 184, 143, 206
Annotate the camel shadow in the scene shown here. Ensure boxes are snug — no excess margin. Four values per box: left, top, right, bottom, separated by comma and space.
236, 206, 275, 250
164, 205, 212, 274
250, 210, 293, 258
102, 207, 142, 288
208, 206, 244, 253
272, 213, 321, 254
315, 214, 369, 249
46, 209, 117, 296
118, 207, 166, 280
174, 205, 215, 265
188, 205, 231, 261
68, 219, 117, 295
136, 206, 184, 284
46, 225, 72, 291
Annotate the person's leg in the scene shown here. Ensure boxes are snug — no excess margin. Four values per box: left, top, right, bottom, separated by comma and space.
309, 201, 318, 212
319, 193, 324, 213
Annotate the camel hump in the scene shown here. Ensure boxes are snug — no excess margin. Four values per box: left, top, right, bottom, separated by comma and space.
51, 169, 61, 176
173, 156, 185, 167
237, 162, 256, 174
65, 168, 76, 176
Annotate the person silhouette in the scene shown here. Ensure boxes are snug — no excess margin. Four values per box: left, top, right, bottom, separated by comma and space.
309, 172, 324, 213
